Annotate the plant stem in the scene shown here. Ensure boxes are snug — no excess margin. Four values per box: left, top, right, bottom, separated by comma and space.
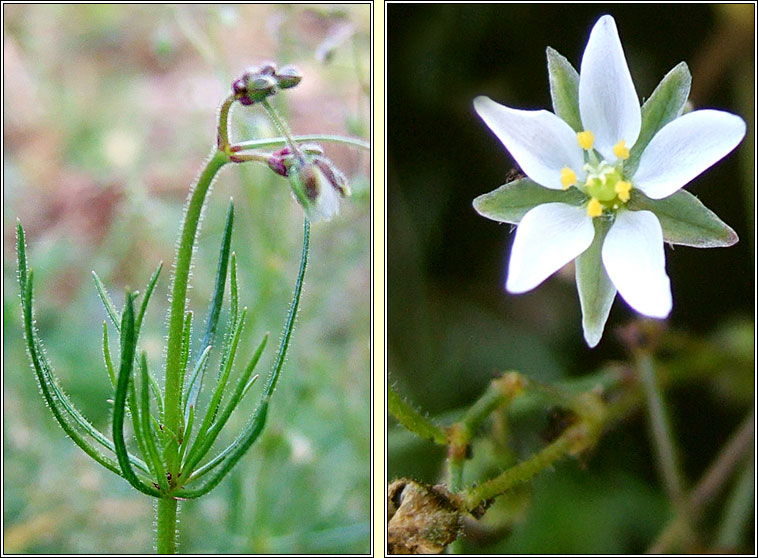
164, 149, 230, 474
156, 499, 178, 554
233, 134, 370, 152
261, 99, 303, 158
462, 424, 575, 511
158, 148, 229, 552
636, 351, 687, 509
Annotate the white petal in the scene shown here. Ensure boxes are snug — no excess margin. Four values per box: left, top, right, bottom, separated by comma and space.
506, 203, 595, 293
579, 15, 641, 160
601, 210, 671, 318
633, 110, 747, 199
474, 96, 585, 190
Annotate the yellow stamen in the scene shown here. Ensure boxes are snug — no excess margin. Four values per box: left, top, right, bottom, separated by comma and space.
560, 167, 577, 190
613, 140, 630, 160
577, 130, 595, 150
615, 180, 632, 202
586, 197, 603, 217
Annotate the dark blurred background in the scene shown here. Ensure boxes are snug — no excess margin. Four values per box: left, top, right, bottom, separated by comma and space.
388, 4, 754, 554
4, 4, 369, 554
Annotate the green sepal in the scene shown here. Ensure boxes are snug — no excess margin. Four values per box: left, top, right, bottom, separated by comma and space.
576, 217, 616, 348
473, 178, 587, 224
628, 189, 738, 248
626, 62, 691, 175
546, 46, 582, 132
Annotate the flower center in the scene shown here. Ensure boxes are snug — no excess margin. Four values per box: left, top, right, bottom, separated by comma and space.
561, 131, 633, 217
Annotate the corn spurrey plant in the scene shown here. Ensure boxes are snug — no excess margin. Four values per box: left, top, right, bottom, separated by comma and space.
473, 14, 745, 347
16, 62, 369, 554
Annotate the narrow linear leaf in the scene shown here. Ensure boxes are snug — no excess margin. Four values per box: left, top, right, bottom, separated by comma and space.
183, 344, 212, 419
547, 46, 582, 132
185, 201, 235, 415
175, 219, 310, 498
179, 404, 195, 463
388, 384, 448, 445
21, 270, 124, 478
102, 321, 117, 388
136, 262, 163, 334
112, 292, 162, 498
183, 308, 249, 474
182, 332, 267, 477
628, 189, 738, 247
576, 217, 617, 348
140, 352, 169, 492
92, 271, 121, 331
627, 62, 692, 174
18, 225, 150, 477
474, 178, 587, 224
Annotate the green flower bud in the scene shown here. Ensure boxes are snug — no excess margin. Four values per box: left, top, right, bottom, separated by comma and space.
276, 65, 303, 89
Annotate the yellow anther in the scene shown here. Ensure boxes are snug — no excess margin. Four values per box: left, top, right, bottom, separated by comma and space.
560, 167, 577, 189
577, 130, 595, 150
613, 140, 630, 160
586, 197, 603, 217
615, 180, 632, 202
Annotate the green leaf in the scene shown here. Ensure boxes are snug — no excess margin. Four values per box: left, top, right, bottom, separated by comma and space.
628, 189, 738, 248
175, 218, 310, 499
140, 352, 169, 492
185, 201, 235, 415
626, 62, 691, 175
181, 330, 267, 478
547, 46, 582, 132
112, 292, 162, 498
473, 178, 587, 224
92, 271, 121, 330
575, 217, 616, 348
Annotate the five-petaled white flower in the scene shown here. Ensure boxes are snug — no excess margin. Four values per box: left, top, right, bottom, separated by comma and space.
474, 15, 745, 321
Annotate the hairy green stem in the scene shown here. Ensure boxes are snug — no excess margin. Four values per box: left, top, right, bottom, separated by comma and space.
158, 148, 229, 551
462, 425, 576, 510
164, 149, 230, 473
156, 499, 178, 554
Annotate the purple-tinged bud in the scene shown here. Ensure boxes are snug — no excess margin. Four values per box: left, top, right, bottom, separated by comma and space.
268, 154, 289, 177
246, 74, 277, 103
232, 78, 247, 96
258, 61, 277, 76
314, 157, 350, 197
275, 65, 303, 89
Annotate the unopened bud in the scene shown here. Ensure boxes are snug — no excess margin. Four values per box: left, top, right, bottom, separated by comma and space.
268, 155, 289, 177
288, 160, 342, 222
313, 157, 350, 197
276, 65, 303, 89
257, 61, 277, 76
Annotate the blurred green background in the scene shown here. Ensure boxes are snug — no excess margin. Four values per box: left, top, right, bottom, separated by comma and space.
4, 4, 369, 554
388, 4, 754, 554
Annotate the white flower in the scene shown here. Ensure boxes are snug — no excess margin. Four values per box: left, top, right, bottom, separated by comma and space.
474, 15, 745, 322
